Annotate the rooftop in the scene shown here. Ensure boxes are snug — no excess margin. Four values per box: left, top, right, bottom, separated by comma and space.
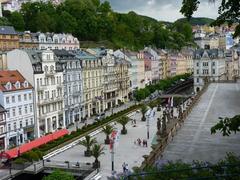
0, 26, 17, 35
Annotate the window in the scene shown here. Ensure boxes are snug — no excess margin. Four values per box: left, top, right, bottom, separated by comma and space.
18, 107, 22, 115
196, 69, 199, 74
18, 95, 21, 102
12, 96, 15, 103
20, 121, 22, 128
196, 78, 199, 83
30, 118, 33, 125
212, 69, 215, 74
26, 119, 28, 126
0, 127, 4, 134
12, 108, 16, 116
6, 109, 10, 118
29, 93, 32, 100
6, 97, 9, 104
8, 124, 11, 131
30, 105, 33, 112
14, 122, 16, 130
212, 62, 215, 66
25, 106, 28, 114
24, 94, 27, 101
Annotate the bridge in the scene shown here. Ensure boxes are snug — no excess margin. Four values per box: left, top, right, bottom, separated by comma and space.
158, 94, 194, 98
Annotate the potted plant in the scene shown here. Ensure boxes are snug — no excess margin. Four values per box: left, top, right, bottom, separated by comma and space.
79, 135, 97, 157
102, 125, 114, 144
141, 105, 148, 121
91, 144, 104, 168
117, 116, 129, 134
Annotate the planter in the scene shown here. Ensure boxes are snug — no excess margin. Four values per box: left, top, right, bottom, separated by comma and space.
84, 150, 92, 157
92, 161, 100, 168
121, 129, 127, 135
141, 116, 146, 121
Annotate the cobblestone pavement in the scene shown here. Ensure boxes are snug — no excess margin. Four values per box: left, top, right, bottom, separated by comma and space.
161, 83, 240, 163
50, 108, 162, 179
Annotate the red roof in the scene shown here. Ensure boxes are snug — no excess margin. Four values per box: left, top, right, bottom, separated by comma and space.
0, 70, 32, 92
0, 129, 68, 159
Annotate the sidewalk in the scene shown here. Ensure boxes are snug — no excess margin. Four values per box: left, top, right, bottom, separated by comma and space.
67, 101, 135, 132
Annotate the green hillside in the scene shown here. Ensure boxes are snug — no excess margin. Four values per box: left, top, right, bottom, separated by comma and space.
175, 17, 215, 25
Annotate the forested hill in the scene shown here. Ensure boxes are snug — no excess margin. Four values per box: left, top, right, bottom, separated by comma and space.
175, 17, 215, 26
0, 0, 194, 50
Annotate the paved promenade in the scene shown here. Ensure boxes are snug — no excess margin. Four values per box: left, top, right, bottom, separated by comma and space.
161, 83, 240, 163
50, 108, 160, 179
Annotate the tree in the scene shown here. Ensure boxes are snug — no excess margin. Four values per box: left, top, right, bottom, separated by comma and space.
211, 115, 240, 136
141, 105, 148, 121
117, 116, 129, 134
180, 0, 240, 38
9, 12, 25, 31
91, 144, 104, 168
102, 124, 114, 144
79, 135, 97, 157
43, 170, 74, 180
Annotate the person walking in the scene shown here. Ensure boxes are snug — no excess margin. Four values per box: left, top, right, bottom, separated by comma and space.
122, 162, 126, 173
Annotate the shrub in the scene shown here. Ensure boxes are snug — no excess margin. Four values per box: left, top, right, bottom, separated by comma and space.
13, 157, 27, 164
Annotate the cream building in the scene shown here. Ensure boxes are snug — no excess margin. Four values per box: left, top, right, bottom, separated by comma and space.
76, 50, 104, 118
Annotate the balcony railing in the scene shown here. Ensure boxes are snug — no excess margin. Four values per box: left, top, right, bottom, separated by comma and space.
37, 97, 63, 105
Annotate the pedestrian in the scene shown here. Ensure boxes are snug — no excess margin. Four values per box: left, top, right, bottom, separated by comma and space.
122, 162, 126, 173
145, 140, 148, 147
125, 164, 129, 172
134, 119, 136, 124
142, 140, 145, 147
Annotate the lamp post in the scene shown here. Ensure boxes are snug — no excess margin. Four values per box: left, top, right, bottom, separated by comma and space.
146, 108, 151, 139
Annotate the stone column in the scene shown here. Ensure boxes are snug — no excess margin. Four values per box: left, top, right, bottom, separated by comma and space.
45, 118, 48, 134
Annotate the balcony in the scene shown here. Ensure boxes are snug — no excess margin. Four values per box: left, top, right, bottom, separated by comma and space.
36, 85, 48, 91
37, 97, 63, 105
72, 91, 81, 97
45, 70, 55, 76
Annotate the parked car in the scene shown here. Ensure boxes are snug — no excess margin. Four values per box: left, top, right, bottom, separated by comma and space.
95, 113, 106, 121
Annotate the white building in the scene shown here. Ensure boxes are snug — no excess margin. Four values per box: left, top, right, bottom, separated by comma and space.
7, 49, 65, 137
0, 70, 34, 149
193, 49, 226, 92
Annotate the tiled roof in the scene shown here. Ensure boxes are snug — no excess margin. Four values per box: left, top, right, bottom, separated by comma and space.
0, 26, 17, 35
0, 70, 32, 92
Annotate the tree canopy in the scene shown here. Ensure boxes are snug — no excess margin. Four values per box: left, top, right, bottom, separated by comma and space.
2, 0, 193, 50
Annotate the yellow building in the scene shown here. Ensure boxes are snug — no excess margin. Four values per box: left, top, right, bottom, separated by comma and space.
18, 31, 39, 49
0, 52, 7, 70
0, 26, 19, 51
176, 53, 188, 75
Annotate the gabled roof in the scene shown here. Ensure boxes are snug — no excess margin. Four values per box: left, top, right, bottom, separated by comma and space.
0, 26, 17, 35
0, 70, 32, 92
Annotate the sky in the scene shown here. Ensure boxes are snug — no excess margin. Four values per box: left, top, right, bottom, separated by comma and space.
104, 0, 221, 22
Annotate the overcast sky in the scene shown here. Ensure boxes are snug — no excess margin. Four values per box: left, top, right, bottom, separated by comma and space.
104, 0, 220, 22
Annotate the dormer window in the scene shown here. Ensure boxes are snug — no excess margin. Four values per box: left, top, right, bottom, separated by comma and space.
15, 81, 20, 89
23, 81, 28, 88
5, 82, 12, 90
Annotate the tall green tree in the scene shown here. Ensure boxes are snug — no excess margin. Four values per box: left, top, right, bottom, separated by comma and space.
9, 12, 25, 31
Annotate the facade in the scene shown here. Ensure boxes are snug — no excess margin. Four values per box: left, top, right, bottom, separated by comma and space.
0, 105, 6, 150
142, 51, 152, 85
169, 53, 177, 77
76, 50, 104, 118
0, 52, 7, 70
181, 48, 194, 74
7, 49, 65, 137
102, 50, 118, 109
0, 70, 34, 149
0, 26, 19, 51
176, 53, 188, 75
144, 47, 162, 83
193, 49, 226, 92
19, 31, 80, 50
53, 50, 83, 127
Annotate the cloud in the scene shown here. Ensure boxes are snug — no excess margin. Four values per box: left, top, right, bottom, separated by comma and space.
104, 0, 220, 22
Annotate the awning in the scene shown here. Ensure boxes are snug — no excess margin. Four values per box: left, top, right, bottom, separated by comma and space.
0, 129, 69, 159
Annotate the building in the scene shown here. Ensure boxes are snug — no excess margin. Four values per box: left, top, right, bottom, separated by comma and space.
7, 49, 65, 137
0, 105, 6, 150
19, 31, 80, 50
169, 52, 177, 77
142, 51, 152, 85
76, 49, 104, 118
181, 48, 194, 74
0, 52, 7, 70
193, 49, 226, 92
0, 70, 34, 149
53, 50, 83, 127
102, 50, 119, 109
0, 26, 19, 51
176, 53, 188, 75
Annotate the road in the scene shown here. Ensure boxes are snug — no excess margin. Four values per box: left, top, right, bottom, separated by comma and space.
161, 83, 240, 163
